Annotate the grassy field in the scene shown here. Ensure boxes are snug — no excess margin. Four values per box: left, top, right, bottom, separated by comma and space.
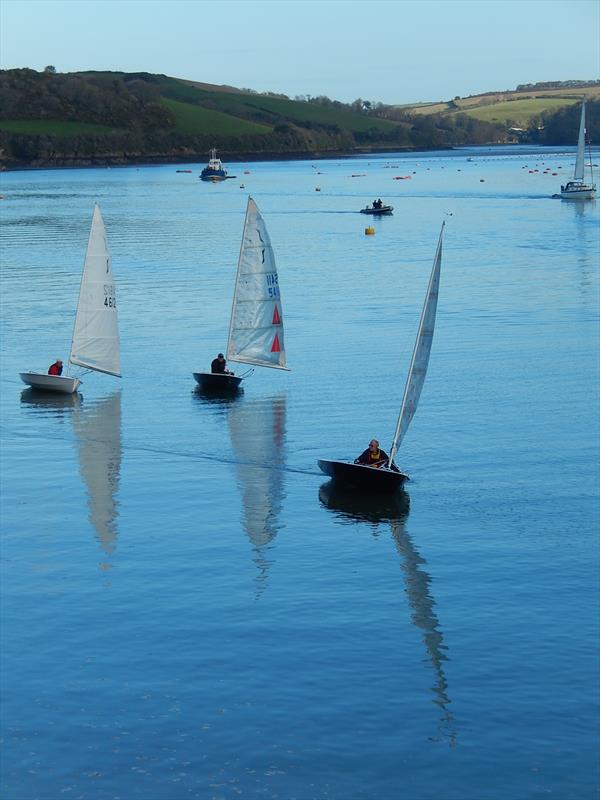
402, 85, 600, 126
161, 98, 272, 135
0, 120, 118, 136
460, 97, 579, 125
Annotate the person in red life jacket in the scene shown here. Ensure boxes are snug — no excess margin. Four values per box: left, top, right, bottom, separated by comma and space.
48, 359, 63, 376
210, 353, 233, 375
354, 439, 400, 471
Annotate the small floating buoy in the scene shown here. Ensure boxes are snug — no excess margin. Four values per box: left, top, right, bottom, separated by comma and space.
365, 226, 375, 235
240, 184, 245, 188
315, 187, 321, 192
479, 178, 485, 182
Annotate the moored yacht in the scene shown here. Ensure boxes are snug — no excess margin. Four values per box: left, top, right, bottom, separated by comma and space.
560, 101, 596, 200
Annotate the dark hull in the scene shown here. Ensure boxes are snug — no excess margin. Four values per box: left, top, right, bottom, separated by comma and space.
360, 206, 393, 215
317, 459, 408, 492
193, 372, 243, 393
200, 169, 227, 181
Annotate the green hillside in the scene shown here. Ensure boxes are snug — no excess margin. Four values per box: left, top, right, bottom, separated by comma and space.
0, 70, 597, 168
161, 98, 272, 135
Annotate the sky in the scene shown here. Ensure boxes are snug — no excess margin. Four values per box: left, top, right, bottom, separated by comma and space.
1, 0, 598, 105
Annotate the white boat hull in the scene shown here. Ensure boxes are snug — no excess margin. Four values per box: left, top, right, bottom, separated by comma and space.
20, 372, 81, 394
560, 184, 596, 200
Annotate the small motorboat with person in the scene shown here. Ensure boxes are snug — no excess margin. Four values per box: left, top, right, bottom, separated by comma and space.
318, 222, 445, 492
360, 199, 394, 215
20, 204, 121, 395
193, 196, 289, 393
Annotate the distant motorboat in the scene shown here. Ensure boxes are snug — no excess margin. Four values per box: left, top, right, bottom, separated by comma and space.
200, 148, 228, 181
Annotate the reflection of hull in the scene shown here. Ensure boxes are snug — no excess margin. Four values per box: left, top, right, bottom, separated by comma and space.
318, 459, 408, 492
20, 372, 80, 394
193, 372, 243, 393
20, 388, 81, 408
319, 481, 409, 523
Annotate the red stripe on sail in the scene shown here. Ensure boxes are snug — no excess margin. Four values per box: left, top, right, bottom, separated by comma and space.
272, 306, 281, 325
271, 334, 281, 353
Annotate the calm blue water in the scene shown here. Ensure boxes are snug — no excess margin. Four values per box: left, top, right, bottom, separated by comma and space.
1, 146, 599, 800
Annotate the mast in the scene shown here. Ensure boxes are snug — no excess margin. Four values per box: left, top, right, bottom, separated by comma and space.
389, 222, 444, 466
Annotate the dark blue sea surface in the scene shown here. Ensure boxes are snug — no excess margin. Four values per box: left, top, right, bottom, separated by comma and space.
1, 147, 599, 800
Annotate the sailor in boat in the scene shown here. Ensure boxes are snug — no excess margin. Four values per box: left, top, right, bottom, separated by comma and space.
211, 353, 234, 375
354, 439, 400, 471
48, 359, 63, 376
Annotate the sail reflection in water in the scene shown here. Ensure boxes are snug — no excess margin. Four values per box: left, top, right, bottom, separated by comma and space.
72, 392, 122, 556
228, 395, 286, 595
319, 482, 456, 744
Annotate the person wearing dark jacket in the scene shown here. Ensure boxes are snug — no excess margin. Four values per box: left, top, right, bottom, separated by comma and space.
354, 439, 399, 471
211, 353, 232, 374
48, 359, 63, 376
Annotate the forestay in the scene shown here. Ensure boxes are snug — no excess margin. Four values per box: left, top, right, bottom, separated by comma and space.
70, 204, 121, 377
389, 222, 444, 464
227, 197, 288, 370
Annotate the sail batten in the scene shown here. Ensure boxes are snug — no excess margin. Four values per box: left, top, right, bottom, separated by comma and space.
389, 222, 444, 464
227, 197, 287, 370
69, 204, 121, 378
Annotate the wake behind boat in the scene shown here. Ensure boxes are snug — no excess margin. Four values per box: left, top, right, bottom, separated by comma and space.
559, 101, 596, 200
193, 196, 289, 393
318, 223, 444, 492
20, 204, 121, 394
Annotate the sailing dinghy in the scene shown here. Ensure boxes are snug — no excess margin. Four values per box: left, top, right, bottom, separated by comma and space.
194, 197, 289, 392
560, 101, 596, 200
20, 204, 121, 394
318, 223, 445, 492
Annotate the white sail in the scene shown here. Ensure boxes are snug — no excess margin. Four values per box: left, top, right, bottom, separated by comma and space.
389, 222, 444, 463
227, 197, 288, 370
573, 101, 586, 182
70, 204, 121, 377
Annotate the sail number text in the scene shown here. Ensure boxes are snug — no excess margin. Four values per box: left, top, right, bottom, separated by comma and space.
103, 284, 117, 309
266, 273, 279, 299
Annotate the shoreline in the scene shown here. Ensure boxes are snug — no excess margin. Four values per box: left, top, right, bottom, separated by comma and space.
0, 145, 452, 171
0, 142, 584, 172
